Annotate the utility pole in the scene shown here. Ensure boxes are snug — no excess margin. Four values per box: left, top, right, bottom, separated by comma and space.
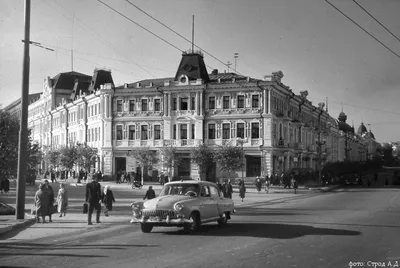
16, 0, 31, 220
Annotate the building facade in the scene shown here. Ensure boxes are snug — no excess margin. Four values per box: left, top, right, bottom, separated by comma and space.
5, 51, 379, 181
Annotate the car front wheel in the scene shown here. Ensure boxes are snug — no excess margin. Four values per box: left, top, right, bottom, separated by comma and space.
140, 223, 153, 233
217, 212, 229, 225
184, 212, 200, 233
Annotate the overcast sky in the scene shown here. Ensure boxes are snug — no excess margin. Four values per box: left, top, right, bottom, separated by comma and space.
1, 0, 399, 142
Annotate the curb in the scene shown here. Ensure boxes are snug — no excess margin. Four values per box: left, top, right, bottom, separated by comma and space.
0, 214, 36, 236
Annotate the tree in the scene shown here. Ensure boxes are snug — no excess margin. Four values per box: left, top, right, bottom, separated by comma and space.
190, 144, 214, 181
76, 143, 98, 173
131, 147, 158, 185
159, 146, 181, 182
0, 111, 42, 179
213, 142, 244, 180
58, 145, 78, 172
43, 147, 61, 171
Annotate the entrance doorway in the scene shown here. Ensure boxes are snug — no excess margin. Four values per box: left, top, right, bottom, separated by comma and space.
115, 157, 126, 175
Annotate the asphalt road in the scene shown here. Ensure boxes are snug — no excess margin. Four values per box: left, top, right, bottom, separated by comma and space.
0, 185, 399, 268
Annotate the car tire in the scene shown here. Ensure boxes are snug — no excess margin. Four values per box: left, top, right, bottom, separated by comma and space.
217, 212, 228, 225
184, 212, 200, 233
140, 223, 153, 233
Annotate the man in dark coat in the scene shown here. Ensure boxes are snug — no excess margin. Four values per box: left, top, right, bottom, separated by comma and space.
85, 176, 102, 225
222, 180, 233, 199
143, 186, 156, 200
43, 180, 54, 222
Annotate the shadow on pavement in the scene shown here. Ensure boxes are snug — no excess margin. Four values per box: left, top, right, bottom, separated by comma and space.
234, 207, 308, 216
162, 222, 361, 239
0, 252, 106, 258
0, 242, 159, 252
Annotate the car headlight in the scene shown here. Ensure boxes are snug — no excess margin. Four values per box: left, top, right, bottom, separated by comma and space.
174, 203, 184, 212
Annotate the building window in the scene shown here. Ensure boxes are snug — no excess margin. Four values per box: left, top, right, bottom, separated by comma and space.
237, 95, 245, 108
129, 125, 135, 140
208, 124, 216, 139
172, 98, 177, 110
223, 96, 230, 109
141, 125, 148, 140
181, 124, 188, 139
180, 97, 188, 110
154, 99, 161, 111
116, 125, 123, 140
173, 124, 177, 139
95, 105, 97, 115
141, 99, 148, 112
191, 124, 195, 139
154, 125, 161, 140
209, 96, 215, 109
191, 97, 196, 110
117, 100, 123, 112
251, 122, 259, 138
237, 123, 245, 138
222, 123, 230, 139
252, 95, 259, 108
129, 100, 135, 112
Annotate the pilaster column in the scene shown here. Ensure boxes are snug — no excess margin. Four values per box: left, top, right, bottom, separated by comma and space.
267, 87, 271, 114
196, 92, 200, 116
200, 92, 203, 115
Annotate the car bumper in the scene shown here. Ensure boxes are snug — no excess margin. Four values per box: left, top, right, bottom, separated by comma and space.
130, 215, 192, 225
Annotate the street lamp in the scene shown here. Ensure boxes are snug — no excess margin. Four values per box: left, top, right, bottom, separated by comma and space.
315, 132, 326, 185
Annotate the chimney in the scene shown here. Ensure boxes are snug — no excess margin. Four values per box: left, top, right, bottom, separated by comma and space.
212, 69, 218, 75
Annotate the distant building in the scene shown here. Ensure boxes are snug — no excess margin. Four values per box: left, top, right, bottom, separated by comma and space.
3, 93, 42, 118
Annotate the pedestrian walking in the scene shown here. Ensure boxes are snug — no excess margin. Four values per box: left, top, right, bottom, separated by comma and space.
222, 180, 233, 199
255, 177, 262, 193
238, 179, 246, 202
85, 175, 102, 225
34, 183, 49, 223
143, 186, 156, 200
43, 180, 55, 222
1, 177, 10, 194
101, 185, 115, 217
265, 179, 270, 193
56, 183, 68, 217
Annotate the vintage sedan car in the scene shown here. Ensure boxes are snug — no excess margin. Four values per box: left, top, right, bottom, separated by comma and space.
130, 180, 235, 233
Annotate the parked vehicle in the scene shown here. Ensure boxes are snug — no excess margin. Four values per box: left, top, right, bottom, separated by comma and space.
130, 181, 235, 233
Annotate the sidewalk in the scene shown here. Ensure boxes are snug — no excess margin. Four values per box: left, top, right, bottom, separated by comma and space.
0, 180, 340, 237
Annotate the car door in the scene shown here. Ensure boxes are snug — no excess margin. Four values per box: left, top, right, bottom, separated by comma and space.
199, 186, 218, 220
209, 185, 225, 217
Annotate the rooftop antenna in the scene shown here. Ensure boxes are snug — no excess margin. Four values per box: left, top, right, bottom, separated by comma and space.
71, 13, 75, 71
326, 97, 328, 113
341, 102, 343, 112
191, 15, 194, 53
227, 61, 232, 72
234, 53, 239, 73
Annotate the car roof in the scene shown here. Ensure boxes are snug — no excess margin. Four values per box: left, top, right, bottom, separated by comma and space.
165, 180, 217, 187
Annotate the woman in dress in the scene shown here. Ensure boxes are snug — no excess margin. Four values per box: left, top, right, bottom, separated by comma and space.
238, 179, 246, 202
35, 183, 49, 223
101, 185, 115, 216
57, 183, 68, 217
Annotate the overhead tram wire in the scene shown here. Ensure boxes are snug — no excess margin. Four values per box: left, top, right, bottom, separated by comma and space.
98, 0, 184, 53
125, 0, 237, 75
306, 96, 400, 116
325, 0, 400, 60
43, 0, 157, 78
352, 0, 400, 43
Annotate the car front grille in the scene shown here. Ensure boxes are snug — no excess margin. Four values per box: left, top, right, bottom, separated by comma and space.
142, 209, 176, 218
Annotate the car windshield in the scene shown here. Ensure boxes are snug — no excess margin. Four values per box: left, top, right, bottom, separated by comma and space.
159, 184, 201, 197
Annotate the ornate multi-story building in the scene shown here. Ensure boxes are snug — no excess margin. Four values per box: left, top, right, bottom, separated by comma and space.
5, 51, 378, 181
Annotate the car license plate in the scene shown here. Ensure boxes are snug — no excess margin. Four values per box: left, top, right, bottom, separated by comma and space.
149, 216, 161, 222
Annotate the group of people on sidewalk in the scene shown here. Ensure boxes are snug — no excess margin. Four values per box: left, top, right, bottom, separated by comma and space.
34, 180, 68, 223
217, 179, 246, 202
85, 176, 116, 225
